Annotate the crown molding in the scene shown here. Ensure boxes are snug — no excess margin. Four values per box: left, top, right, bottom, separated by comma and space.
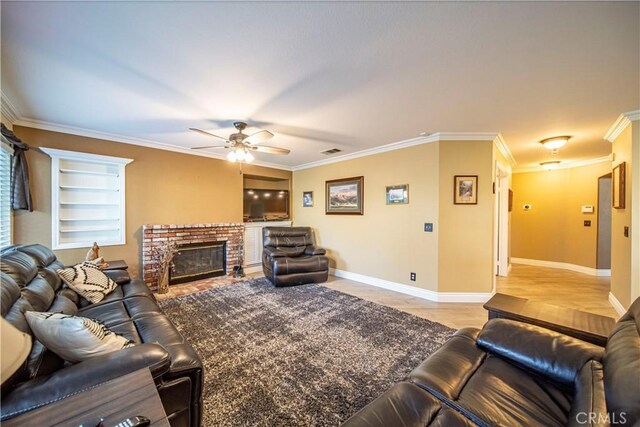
14, 117, 509, 172
512, 155, 610, 174
0, 91, 19, 127
493, 133, 517, 167
292, 132, 505, 171
625, 109, 640, 122
13, 118, 294, 171
604, 109, 640, 142
292, 134, 438, 171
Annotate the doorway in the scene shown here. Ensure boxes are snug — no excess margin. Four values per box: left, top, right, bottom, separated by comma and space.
597, 174, 612, 270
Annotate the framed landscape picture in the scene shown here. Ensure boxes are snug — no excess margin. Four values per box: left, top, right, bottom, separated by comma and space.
454, 175, 478, 205
386, 184, 409, 205
303, 191, 314, 207
613, 162, 625, 209
326, 176, 364, 215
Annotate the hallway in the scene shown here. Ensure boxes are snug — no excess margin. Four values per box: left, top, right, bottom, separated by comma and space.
322, 263, 618, 330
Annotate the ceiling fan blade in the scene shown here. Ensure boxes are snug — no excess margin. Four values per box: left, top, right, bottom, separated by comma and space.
191, 145, 231, 150
251, 145, 290, 155
189, 128, 230, 142
244, 129, 274, 145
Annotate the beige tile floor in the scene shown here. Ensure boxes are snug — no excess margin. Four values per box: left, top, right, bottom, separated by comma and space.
322, 263, 619, 329
156, 263, 618, 330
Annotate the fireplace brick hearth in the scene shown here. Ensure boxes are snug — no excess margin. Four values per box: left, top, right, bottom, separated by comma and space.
142, 223, 244, 290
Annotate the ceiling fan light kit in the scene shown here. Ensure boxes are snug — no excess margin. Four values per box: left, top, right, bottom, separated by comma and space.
540, 136, 571, 150
227, 148, 254, 163
189, 121, 289, 165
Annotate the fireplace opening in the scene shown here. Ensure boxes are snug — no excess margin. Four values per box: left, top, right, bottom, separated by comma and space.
170, 241, 226, 285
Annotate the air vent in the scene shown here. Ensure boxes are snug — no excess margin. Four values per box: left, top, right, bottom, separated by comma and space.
321, 148, 342, 155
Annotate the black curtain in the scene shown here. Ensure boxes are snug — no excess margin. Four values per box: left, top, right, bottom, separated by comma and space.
1, 123, 33, 212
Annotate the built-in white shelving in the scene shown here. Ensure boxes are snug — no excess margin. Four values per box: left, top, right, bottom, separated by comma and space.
59, 217, 120, 221
41, 148, 133, 250
59, 202, 120, 206
60, 227, 121, 233
60, 169, 119, 177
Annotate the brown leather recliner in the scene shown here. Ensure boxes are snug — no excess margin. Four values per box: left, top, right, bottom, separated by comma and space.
262, 227, 329, 287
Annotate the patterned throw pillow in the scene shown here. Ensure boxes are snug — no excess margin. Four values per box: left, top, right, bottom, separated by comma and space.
25, 312, 134, 363
56, 262, 117, 303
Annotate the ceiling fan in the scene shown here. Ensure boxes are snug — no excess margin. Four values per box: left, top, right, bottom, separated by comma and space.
189, 121, 290, 164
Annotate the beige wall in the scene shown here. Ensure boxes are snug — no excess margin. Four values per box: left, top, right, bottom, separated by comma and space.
610, 125, 634, 308
511, 162, 611, 269
293, 139, 496, 295
293, 143, 441, 291
12, 126, 291, 277
438, 141, 494, 293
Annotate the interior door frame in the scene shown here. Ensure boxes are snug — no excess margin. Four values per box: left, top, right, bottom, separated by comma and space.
494, 162, 511, 284
596, 173, 612, 271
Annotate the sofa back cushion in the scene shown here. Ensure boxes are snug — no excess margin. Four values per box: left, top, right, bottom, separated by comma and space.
17, 244, 57, 269
1, 250, 39, 288
263, 227, 313, 257
17, 244, 65, 291
1, 272, 32, 334
604, 297, 640, 425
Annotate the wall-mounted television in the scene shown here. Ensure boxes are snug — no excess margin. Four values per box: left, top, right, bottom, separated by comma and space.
243, 189, 290, 222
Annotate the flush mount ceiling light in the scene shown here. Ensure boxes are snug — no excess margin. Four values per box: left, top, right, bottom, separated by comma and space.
540, 161, 561, 170
540, 136, 571, 150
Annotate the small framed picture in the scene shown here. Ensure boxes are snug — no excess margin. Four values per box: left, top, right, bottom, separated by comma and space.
454, 175, 478, 205
386, 184, 409, 205
326, 176, 364, 215
613, 162, 625, 209
303, 191, 314, 207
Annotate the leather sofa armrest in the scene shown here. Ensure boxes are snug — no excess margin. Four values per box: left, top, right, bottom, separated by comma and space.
477, 319, 604, 388
0, 343, 171, 421
103, 269, 131, 285
264, 247, 288, 258
304, 246, 326, 256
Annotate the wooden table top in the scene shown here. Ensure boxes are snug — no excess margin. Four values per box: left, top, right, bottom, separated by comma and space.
3, 368, 169, 427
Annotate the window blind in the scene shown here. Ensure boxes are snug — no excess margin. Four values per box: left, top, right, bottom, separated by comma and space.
0, 141, 13, 248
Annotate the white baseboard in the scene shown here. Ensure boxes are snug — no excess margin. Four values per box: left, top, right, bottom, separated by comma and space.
608, 292, 627, 317
511, 258, 611, 277
243, 265, 262, 274
330, 268, 493, 303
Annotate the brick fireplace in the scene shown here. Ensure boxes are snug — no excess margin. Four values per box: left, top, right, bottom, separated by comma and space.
142, 223, 244, 290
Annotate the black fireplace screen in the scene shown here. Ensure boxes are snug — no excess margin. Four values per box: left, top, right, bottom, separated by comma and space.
170, 241, 226, 285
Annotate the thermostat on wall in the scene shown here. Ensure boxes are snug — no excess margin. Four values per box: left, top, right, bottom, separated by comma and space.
581, 205, 594, 213
523, 204, 532, 211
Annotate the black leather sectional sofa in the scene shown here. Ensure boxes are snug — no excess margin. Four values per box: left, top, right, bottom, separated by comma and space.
343, 298, 640, 426
0, 244, 203, 427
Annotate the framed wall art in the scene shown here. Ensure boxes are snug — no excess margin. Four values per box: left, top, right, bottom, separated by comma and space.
613, 162, 625, 209
386, 184, 409, 205
325, 176, 364, 215
302, 191, 314, 207
454, 175, 478, 205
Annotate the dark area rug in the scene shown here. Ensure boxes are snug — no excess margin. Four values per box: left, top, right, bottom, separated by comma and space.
158, 278, 455, 427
